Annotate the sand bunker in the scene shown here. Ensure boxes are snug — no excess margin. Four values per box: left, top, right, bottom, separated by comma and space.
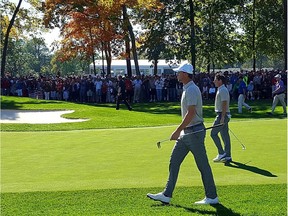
0, 110, 88, 124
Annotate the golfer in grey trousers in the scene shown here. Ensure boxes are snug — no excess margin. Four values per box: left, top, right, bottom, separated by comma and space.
147, 62, 218, 205
210, 73, 232, 163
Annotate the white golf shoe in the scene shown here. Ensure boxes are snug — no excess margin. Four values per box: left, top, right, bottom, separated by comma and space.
147, 192, 171, 204
213, 153, 226, 162
194, 197, 219, 205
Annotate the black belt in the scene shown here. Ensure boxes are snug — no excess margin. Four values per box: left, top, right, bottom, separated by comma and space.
216, 112, 230, 115
276, 92, 285, 95
185, 122, 204, 130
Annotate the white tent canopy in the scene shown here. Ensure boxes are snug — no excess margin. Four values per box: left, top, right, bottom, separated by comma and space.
89, 59, 187, 76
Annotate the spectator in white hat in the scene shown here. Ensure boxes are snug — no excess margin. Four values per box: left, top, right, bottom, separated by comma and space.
267, 74, 287, 116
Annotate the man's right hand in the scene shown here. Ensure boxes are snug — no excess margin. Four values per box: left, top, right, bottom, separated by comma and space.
170, 129, 181, 141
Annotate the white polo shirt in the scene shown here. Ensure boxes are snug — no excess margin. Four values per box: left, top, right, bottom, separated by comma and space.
181, 81, 203, 126
215, 84, 230, 113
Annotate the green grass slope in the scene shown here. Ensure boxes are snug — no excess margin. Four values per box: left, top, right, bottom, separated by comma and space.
1, 96, 287, 215
1, 96, 286, 131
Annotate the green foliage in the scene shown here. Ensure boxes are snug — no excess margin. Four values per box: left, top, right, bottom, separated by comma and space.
137, 0, 181, 62
4, 37, 52, 76
195, 0, 242, 71
1, 0, 52, 77
238, 0, 285, 69
50, 52, 91, 76
136, 0, 285, 71
1, 0, 286, 78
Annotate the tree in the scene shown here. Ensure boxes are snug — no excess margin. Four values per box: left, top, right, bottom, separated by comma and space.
1, 0, 23, 77
54, 7, 120, 76
189, 0, 196, 71
1, 0, 50, 77
51, 51, 91, 76
240, 0, 285, 70
44, 0, 162, 77
194, 0, 247, 72
138, 0, 242, 72
137, 0, 184, 74
122, 5, 133, 77
2, 37, 51, 77
25, 37, 51, 73
284, 0, 287, 70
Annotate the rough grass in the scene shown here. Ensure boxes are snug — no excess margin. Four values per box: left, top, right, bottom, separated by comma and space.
1, 185, 286, 216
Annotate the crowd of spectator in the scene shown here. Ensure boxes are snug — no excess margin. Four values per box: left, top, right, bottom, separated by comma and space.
1, 69, 287, 104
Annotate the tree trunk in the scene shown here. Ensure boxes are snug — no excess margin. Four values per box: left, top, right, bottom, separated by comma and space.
126, 15, 140, 76
284, 0, 287, 70
252, 0, 256, 72
89, 28, 96, 75
104, 42, 112, 76
122, 5, 132, 77
207, 63, 210, 73
1, 0, 22, 77
123, 5, 139, 76
124, 38, 132, 77
208, 7, 213, 74
189, 0, 196, 73
153, 59, 158, 75
101, 42, 105, 76
92, 52, 96, 75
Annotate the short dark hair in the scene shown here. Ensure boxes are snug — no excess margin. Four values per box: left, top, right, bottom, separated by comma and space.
215, 73, 226, 84
180, 72, 193, 79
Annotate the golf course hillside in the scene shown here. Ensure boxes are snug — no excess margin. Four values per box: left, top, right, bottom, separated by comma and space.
1, 96, 287, 215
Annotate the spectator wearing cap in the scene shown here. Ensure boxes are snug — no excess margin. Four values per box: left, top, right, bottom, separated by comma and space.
267, 74, 287, 116
237, 76, 252, 113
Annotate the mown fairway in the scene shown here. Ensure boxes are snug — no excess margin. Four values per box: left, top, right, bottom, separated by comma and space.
1, 96, 287, 215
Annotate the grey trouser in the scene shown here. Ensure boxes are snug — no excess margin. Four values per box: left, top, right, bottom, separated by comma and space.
210, 113, 231, 157
163, 123, 217, 199
238, 94, 251, 113
272, 93, 287, 113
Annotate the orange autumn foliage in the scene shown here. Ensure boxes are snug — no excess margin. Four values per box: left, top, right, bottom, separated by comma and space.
44, 0, 163, 62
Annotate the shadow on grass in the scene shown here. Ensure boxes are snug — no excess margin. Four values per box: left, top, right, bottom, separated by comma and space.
211, 204, 242, 216
1, 99, 22, 109
1, 98, 62, 110
96, 102, 182, 115
95, 99, 283, 120
224, 161, 277, 177
151, 203, 241, 215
